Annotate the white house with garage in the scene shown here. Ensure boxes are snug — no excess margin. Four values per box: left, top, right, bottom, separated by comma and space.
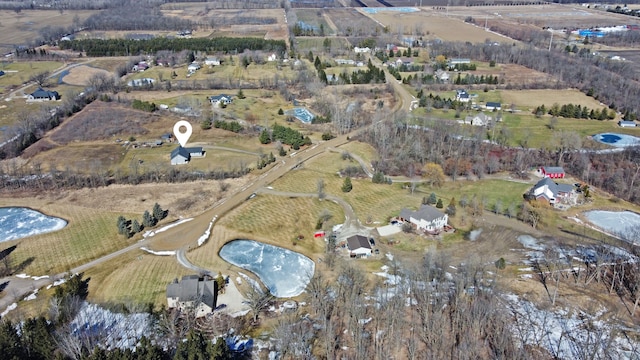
399, 204, 448, 234
347, 235, 372, 257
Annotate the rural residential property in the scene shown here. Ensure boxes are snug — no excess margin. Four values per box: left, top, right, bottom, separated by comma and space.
1, 0, 640, 359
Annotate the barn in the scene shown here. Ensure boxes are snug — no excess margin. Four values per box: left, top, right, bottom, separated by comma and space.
540, 166, 565, 179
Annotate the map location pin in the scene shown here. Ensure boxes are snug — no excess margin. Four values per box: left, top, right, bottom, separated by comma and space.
173, 120, 192, 148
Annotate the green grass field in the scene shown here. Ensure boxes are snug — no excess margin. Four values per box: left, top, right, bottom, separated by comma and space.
0, 61, 64, 92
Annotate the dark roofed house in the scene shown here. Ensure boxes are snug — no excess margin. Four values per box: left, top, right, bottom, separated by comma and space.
527, 177, 575, 205
186, 146, 204, 157
485, 102, 501, 111
399, 204, 448, 234
347, 235, 372, 257
28, 88, 60, 101
209, 94, 233, 107
167, 275, 218, 318
171, 146, 190, 165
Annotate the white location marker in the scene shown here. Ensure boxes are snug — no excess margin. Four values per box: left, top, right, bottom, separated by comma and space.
173, 120, 192, 148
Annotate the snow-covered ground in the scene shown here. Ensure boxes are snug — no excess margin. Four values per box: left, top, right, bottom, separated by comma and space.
143, 218, 192, 238
140, 247, 175, 256
0, 207, 67, 242
70, 302, 151, 351
220, 240, 315, 297
505, 294, 639, 359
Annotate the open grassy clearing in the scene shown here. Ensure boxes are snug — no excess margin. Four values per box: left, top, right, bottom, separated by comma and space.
86, 250, 191, 306
501, 89, 610, 111
0, 10, 97, 53
0, 99, 54, 129
218, 195, 344, 252
27, 143, 125, 173
0, 199, 135, 276
362, 10, 506, 43
294, 37, 351, 53
294, 9, 331, 32
61, 65, 112, 87
338, 141, 378, 167
89, 58, 126, 73
0, 61, 65, 92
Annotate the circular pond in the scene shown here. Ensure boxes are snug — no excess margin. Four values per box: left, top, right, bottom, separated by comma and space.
0, 207, 67, 242
219, 240, 315, 297
592, 133, 640, 147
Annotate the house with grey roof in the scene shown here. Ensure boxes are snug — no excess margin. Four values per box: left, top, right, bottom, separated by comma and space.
527, 177, 576, 205
347, 235, 372, 257
209, 94, 233, 107
167, 275, 218, 318
399, 204, 448, 234
461, 112, 491, 126
28, 88, 60, 101
170, 146, 205, 165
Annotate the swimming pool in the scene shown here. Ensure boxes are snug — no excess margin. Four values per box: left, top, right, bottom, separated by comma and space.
285, 107, 315, 124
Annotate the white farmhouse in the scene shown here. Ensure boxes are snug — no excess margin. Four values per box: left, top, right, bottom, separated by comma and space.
347, 235, 372, 257
399, 204, 448, 234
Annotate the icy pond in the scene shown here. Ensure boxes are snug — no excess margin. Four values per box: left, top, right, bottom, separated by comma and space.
584, 210, 640, 239
592, 133, 640, 147
0, 207, 67, 242
219, 240, 315, 298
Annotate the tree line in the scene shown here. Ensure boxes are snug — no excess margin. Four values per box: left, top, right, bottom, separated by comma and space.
117, 203, 167, 238
59, 37, 287, 57
532, 103, 615, 120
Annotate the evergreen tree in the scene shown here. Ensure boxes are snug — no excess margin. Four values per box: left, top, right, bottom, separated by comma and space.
446, 197, 457, 216
341, 177, 353, 193
215, 272, 226, 294
211, 337, 232, 359
131, 219, 142, 234
153, 203, 166, 221
372, 171, 385, 184
278, 108, 284, 115
259, 129, 271, 144
142, 210, 155, 228
117, 215, 128, 235
428, 192, 437, 205
174, 331, 212, 360
436, 198, 444, 208
237, 88, 245, 99
21, 317, 56, 360
0, 320, 24, 360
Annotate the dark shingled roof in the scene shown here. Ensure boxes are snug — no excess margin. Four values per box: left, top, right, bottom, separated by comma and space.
400, 204, 445, 222
167, 275, 217, 309
542, 166, 565, 174
347, 235, 371, 251
171, 146, 190, 160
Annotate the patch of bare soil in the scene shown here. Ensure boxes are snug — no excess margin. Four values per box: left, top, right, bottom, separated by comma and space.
62, 65, 112, 86
48, 101, 160, 144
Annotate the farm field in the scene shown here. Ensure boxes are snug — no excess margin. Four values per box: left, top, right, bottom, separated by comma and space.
443, 4, 640, 29
360, 8, 507, 43
0, 61, 65, 93
0, 10, 97, 54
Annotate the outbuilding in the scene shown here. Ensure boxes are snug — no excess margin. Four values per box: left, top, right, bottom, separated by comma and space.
347, 235, 372, 258
540, 166, 565, 179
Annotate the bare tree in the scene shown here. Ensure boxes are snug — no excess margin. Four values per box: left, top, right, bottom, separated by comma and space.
30, 71, 50, 87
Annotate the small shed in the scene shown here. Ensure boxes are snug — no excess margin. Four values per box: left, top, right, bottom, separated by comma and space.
618, 120, 637, 128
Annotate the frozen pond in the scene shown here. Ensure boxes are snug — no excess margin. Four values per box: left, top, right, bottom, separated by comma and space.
584, 210, 640, 240
0, 207, 67, 242
592, 133, 640, 147
219, 240, 315, 297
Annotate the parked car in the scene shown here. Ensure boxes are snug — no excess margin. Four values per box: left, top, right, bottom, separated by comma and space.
369, 238, 375, 246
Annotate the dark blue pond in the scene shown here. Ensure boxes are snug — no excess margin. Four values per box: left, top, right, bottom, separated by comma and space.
599, 134, 622, 143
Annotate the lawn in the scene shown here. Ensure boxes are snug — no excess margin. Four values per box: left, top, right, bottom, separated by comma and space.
0, 61, 65, 93
86, 250, 191, 306
501, 89, 609, 111
0, 199, 137, 276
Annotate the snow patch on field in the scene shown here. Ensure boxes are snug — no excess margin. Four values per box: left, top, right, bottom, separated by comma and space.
506, 294, 638, 359
197, 215, 217, 246
143, 218, 192, 238
140, 247, 175, 256
23, 289, 38, 301
1, 302, 16, 317
47, 278, 66, 289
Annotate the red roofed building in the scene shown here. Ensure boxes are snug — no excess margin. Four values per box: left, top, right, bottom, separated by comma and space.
540, 166, 565, 179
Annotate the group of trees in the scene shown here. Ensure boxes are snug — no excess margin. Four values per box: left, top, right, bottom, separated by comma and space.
453, 73, 500, 85
533, 103, 615, 120
59, 37, 286, 57
212, 120, 243, 133
117, 203, 167, 238
260, 124, 312, 150
256, 152, 276, 170
131, 99, 157, 113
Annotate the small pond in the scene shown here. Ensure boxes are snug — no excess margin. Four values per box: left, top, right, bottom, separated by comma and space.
592, 133, 640, 147
584, 210, 640, 240
0, 207, 67, 242
219, 240, 315, 297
